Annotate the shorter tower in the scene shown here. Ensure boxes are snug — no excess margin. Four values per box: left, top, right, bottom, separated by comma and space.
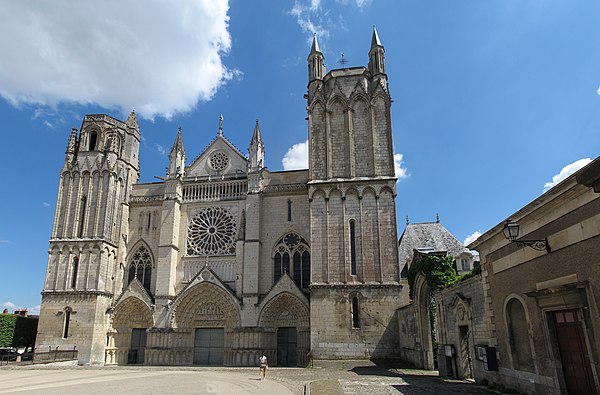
37, 112, 140, 364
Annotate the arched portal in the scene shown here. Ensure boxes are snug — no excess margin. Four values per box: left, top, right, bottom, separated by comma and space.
108, 297, 153, 365
171, 282, 241, 366
413, 274, 436, 370
259, 292, 310, 366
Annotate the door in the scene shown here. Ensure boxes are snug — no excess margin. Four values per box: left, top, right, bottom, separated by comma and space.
553, 310, 596, 395
459, 325, 473, 379
194, 328, 224, 365
128, 328, 147, 364
277, 327, 297, 366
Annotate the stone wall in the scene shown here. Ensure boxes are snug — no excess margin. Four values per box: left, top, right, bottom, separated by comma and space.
35, 293, 111, 365
435, 274, 497, 383
311, 286, 401, 359
396, 303, 422, 367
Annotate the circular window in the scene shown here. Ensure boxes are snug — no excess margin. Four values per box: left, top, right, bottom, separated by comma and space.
187, 207, 237, 255
209, 152, 229, 171
284, 233, 300, 247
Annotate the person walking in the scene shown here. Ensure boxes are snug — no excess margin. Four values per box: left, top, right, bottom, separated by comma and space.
259, 353, 268, 380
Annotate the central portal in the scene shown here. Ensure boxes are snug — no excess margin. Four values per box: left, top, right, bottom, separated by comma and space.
277, 327, 298, 366
194, 328, 224, 365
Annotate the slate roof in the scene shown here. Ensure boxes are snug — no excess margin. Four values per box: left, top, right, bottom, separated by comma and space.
398, 222, 467, 268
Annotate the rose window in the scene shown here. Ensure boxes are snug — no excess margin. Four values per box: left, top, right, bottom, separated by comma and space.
209, 152, 229, 171
187, 207, 237, 255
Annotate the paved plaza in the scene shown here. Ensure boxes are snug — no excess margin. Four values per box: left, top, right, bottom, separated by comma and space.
0, 360, 494, 395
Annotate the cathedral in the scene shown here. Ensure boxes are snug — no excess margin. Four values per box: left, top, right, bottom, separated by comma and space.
36, 27, 403, 366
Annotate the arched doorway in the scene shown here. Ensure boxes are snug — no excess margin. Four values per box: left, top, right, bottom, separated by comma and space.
171, 282, 241, 366
109, 297, 154, 365
413, 274, 436, 370
259, 292, 310, 366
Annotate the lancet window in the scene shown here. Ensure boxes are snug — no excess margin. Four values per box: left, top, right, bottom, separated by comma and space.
273, 232, 310, 289
127, 245, 153, 293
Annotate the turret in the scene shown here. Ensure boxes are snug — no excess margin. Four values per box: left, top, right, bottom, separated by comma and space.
65, 128, 78, 164
368, 25, 386, 78
168, 127, 185, 178
248, 119, 264, 172
308, 33, 326, 84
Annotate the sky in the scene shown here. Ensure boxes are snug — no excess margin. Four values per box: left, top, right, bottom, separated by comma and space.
0, 0, 599, 314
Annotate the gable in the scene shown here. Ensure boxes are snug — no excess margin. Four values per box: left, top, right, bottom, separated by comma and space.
186, 135, 248, 178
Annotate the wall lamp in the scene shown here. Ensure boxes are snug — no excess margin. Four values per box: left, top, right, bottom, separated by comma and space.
502, 220, 551, 253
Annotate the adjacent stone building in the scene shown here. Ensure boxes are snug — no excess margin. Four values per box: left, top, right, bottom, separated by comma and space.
35, 28, 403, 366
468, 157, 600, 394
396, 220, 476, 369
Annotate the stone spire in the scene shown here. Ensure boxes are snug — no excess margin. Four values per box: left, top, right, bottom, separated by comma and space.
308, 33, 326, 83
311, 32, 321, 53
168, 127, 185, 178
368, 25, 386, 77
248, 119, 265, 172
127, 110, 139, 130
218, 114, 224, 136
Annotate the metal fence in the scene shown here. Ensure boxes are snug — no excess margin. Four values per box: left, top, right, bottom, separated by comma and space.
33, 346, 77, 363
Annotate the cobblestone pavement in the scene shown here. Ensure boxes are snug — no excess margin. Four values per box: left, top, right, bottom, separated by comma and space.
0, 360, 494, 395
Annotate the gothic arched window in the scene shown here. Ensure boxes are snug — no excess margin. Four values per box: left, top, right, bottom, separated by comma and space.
127, 245, 153, 293
273, 233, 310, 289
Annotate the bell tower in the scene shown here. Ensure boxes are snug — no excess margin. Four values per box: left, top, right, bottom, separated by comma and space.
307, 28, 401, 359
37, 111, 140, 365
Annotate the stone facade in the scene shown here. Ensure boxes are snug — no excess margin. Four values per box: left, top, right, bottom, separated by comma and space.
36, 28, 403, 366
395, 221, 476, 369
468, 158, 600, 394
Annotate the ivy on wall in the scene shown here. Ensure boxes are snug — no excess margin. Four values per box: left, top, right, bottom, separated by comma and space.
407, 255, 459, 299
0, 314, 38, 348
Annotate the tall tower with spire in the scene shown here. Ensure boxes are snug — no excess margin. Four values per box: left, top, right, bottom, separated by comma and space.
37, 111, 141, 364
307, 28, 401, 359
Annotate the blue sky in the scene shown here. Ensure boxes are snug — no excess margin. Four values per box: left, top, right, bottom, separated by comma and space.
1, 0, 599, 313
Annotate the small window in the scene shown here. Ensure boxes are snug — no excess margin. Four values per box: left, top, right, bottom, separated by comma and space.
287, 199, 292, 222
71, 257, 79, 288
63, 308, 71, 338
351, 296, 360, 328
89, 131, 98, 151
349, 220, 357, 275
461, 259, 469, 271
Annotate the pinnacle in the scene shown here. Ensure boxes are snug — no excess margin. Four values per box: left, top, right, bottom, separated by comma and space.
310, 33, 321, 54
371, 25, 382, 48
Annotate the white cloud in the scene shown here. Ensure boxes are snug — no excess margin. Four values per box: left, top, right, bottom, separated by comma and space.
282, 140, 309, 170
289, 1, 330, 42
2, 302, 16, 311
43, 202, 51, 207
155, 144, 168, 156
394, 153, 409, 181
464, 231, 482, 246
597, 85, 600, 95
29, 305, 41, 315
0, 1, 234, 120
543, 158, 592, 192
0, 239, 12, 244
355, 0, 373, 8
